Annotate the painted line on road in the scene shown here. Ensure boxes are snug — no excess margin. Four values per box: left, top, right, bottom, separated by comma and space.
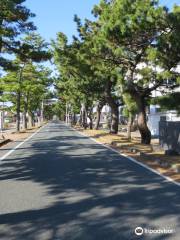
69, 126, 180, 187
0, 124, 47, 161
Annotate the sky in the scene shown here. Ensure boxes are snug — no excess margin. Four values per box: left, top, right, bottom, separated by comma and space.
25, 0, 180, 43
25, 0, 99, 43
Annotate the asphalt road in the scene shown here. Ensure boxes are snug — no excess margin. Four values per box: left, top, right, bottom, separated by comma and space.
0, 122, 179, 240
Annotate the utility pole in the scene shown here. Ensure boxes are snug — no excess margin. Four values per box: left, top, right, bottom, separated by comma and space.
0, 111, 4, 139
66, 102, 68, 125
0, 91, 4, 139
0, 103, 5, 139
41, 100, 44, 125
16, 64, 25, 132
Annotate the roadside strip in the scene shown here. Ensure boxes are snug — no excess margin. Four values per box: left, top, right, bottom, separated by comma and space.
70, 126, 180, 188
0, 124, 47, 161
0, 139, 11, 147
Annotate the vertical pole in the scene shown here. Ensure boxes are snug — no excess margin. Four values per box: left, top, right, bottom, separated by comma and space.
16, 64, 25, 132
16, 91, 21, 132
2, 101, 4, 129
0, 111, 3, 138
41, 100, 44, 124
68, 107, 70, 125
66, 102, 68, 124
0, 110, 5, 139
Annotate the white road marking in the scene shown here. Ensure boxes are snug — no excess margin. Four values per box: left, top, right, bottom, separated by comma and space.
0, 124, 47, 161
70, 127, 180, 187
2, 122, 179, 187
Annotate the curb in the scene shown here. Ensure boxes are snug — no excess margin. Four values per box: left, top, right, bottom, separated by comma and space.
70, 126, 180, 188
0, 124, 47, 161
0, 139, 12, 147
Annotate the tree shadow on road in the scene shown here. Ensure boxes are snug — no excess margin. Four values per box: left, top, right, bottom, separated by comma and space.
0, 124, 180, 240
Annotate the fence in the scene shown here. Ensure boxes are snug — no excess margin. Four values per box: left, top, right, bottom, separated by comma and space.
159, 120, 180, 154
148, 111, 180, 136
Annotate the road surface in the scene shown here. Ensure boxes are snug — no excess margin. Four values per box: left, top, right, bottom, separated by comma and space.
0, 122, 179, 240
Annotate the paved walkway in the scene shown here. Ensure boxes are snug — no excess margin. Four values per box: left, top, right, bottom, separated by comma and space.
0, 122, 179, 240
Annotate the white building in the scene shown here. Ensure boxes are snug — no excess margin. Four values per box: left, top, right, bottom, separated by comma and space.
148, 78, 180, 136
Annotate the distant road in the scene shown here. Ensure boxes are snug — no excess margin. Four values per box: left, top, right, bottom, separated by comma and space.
0, 122, 179, 240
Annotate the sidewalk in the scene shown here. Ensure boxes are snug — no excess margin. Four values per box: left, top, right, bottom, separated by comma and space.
0, 125, 42, 147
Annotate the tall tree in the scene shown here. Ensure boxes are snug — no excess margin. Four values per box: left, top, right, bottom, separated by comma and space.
89, 0, 180, 143
1, 62, 52, 131
94, 96, 106, 130
52, 32, 104, 129
0, 0, 36, 69
73, 15, 122, 133
152, 92, 180, 114
122, 93, 137, 140
14, 33, 51, 131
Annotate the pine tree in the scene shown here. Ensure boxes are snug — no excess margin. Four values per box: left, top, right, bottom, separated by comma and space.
0, 0, 36, 69
88, 0, 180, 143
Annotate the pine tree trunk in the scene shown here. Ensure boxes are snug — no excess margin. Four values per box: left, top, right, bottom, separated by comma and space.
79, 110, 82, 125
16, 91, 21, 132
37, 116, 41, 127
125, 68, 151, 144
72, 112, 76, 125
32, 113, 35, 127
23, 112, 27, 130
110, 103, 119, 134
23, 94, 29, 130
104, 81, 119, 134
94, 99, 105, 130
136, 97, 151, 144
81, 103, 87, 129
89, 116, 93, 129
95, 107, 101, 130
16, 65, 24, 132
82, 109, 87, 129
127, 114, 133, 140
28, 113, 33, 128
23, 104, 28, 130
87, 108, 93, 130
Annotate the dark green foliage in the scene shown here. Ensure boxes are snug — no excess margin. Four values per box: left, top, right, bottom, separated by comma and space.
51, 0, 180, 141
88, 0, 180, 143
18, 32, 52, 63
52, 32, 104, 114
152, 92, 180, 114
0, 0, 36, 69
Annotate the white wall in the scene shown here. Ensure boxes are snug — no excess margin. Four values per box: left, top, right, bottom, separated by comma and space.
148, 110, 180, 136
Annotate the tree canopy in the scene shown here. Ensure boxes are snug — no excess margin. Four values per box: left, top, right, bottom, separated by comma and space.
51, 0, 180, 144
0, 0, 37, 69
1, 0, 179, 144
